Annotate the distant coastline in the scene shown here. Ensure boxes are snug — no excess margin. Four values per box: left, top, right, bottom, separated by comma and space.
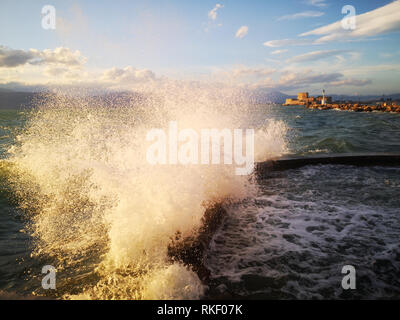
283, 92, 400, 113
1, 89, 400, 111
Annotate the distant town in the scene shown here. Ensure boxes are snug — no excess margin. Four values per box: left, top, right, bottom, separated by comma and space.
284, 91, 400, 113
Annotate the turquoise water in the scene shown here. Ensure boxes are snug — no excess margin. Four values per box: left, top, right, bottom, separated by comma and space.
1, 105, 400, 299
268, 105, 400, 155
0, 109, 31, 295
0, 110, 26, 158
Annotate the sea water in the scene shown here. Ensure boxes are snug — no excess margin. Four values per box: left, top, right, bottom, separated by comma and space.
0, 93, 399, 299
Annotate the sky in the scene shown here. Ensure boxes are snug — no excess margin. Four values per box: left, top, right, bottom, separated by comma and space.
0, 0, 400, 95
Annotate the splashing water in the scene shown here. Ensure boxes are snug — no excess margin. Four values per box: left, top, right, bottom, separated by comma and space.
5, 84, 288, 299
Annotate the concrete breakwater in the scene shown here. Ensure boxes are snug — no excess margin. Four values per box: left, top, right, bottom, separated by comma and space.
167, 203, 227, 282
169, 153, 400, 297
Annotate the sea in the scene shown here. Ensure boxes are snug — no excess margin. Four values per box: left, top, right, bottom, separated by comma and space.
0, 92, 399, 299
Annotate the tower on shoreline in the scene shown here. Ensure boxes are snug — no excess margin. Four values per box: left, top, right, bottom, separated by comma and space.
298, 92, 309, 101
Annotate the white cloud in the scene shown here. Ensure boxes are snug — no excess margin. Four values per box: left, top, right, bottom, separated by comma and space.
0, 62, 377, 94
32, 47, 87, 67
329, 78, 372, 87
281, 71, 372, 90
210, 66, 277, 87
271, 49, 288, 55
277, 70, 342, 87
0, 46, 34, 67
305, 0, 328, 8
378, 51, 400, 59
0, 46, 87, 68
44, 66, 69, 77
235, 26, 249, 39
265, 57, 281, 64
342, 63, 400, 76
300, 1, 400, 43
263, 38, 314, 47
43, 66, 89, 80
208, 4, 224, 21
249, 68, 372, 92
286, 49, 348, 63
101, 66, 156, 83
380, 52, 394, 59
265, 2, 400, 48
231, 67, 276, 78
0, 43, 158, 88
278, 11, 324, 21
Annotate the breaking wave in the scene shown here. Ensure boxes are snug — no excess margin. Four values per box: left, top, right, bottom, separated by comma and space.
5, 83, 288, 299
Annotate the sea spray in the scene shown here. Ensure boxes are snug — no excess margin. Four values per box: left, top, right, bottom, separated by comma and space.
6, 84, 288, 299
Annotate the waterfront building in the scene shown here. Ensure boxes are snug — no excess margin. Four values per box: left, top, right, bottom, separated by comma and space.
284, 91, 332, 106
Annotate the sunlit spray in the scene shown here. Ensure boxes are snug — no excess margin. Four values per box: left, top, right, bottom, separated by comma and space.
6, 82, 288, 299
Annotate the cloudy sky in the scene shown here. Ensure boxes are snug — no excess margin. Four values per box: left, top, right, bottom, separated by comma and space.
0, 0, 400, 94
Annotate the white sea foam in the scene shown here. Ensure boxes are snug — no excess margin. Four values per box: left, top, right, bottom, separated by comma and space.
205, 165, 400, 299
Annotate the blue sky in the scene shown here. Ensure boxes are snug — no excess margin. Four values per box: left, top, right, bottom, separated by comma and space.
0, 0, 400, 94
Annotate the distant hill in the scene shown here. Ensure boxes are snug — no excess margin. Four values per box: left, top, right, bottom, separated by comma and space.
1, 89, 399, 109
0, 92, 38, 109
0, 89, 294, 107
0, 88, 16, 93
330, 93, 400, 102
0, 90, 155, 110
249, 90, 295, 104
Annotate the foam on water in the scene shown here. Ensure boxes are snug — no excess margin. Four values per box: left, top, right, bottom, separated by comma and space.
5, 84, 287, 299
205, 165, 400, 299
